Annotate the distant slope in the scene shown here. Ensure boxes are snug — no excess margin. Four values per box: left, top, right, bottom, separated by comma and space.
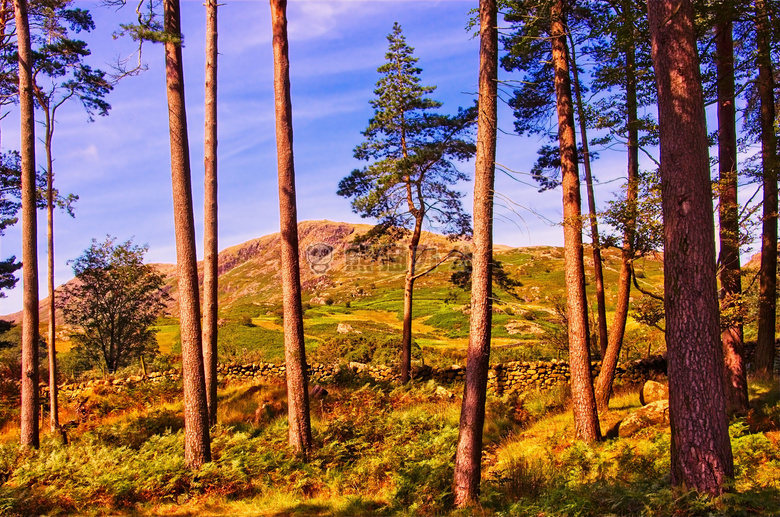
1, 220, 667, 364
1, 220, 474, 322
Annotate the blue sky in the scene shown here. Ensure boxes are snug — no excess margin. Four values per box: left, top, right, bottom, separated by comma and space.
0, 0, 636, 315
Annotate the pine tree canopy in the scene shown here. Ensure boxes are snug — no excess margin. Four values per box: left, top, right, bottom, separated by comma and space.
338, 22, 476, 239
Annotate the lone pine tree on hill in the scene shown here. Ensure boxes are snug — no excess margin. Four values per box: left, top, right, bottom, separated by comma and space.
338, 22, 476, 382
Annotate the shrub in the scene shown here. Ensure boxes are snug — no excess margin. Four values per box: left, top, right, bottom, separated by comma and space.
92, 408, 184, 449
494, 456, 550, 501
238, 315, 254, 327
311, 334, 419, 366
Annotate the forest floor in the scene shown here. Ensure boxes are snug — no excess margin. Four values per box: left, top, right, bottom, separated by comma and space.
0, 371, 778, 516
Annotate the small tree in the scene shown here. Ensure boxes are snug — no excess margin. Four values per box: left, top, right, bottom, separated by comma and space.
338, 22, 475, 382
59, 237, 168, 373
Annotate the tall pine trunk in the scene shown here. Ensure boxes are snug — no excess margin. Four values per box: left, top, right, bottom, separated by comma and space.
44, 109, 59, 432
16, 0, 39, 449
551, 0, 600, 442
163, 0, 211, 468
453, 0, 497, 505
569, 38, 607, 359
648, 0, 734, 495
715, 15, 747, 414
270, 0, 313, 456
754, 0, 778, 375
595, 0, 639, 412
202, 0, 219, 426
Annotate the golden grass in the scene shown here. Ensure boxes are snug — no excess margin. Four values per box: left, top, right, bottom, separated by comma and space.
153, 324, 181, 354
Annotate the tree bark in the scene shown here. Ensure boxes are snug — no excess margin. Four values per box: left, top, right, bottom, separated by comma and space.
754, 0, 778, 376
715, 14, 747, 414
45, 106, 59, 432
595, 0, 639, 412
16, 0, 39, 449
202, 0, 219, 427
401, 217, 422, 383
647, 0, 734, 495
270, 0, 313, 457
163, 0, 211, 469
569, 37, 607, 360
453, 0, 497, 506
551, 0, 600, 442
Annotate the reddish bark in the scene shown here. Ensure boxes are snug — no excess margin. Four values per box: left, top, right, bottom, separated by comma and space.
647, 0, 734, 495
453, 0, 497, 506
164, 0, 211, 468
270, 0, 313, 456
754, 0, 778, 375
715, 15, 747, 414
569, 40, 607, 359
202, 0, 219, 426
45, 108, 59, 432
595, 0, 639, 412
551, 0, 600, 442
400, 218, 422, 383
16, 0, 39, 449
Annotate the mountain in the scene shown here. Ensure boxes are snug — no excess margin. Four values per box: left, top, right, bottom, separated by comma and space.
1, 220, 472, 321
1, 220, 667, 365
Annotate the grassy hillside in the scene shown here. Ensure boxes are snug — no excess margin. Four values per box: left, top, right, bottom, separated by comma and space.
1, 220, 667, 368
0, 372, 777, 516
165, 220, 667, 367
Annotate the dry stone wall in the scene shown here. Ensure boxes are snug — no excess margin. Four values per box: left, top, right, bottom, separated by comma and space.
55, 355, 667, 396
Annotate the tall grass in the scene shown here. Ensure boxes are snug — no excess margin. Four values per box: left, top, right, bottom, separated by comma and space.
1, 375, 779, 516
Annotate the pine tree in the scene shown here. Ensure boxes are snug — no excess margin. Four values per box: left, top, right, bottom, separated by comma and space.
338, 23, 475, 382
163, 0, 210, 468
31, 1, 112, 434
588, 0, 651, 412
648, 0, 734, 495
550, 0, 600, 442
453, 0, 497, 505
753, 0, 778, 376
270, 0, 313, 456
15, 0, 39, 449
202, 0, 219, 426
713, 3, 747, 414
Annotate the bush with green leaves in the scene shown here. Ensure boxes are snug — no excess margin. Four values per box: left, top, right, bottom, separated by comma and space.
312, 334, 421, 366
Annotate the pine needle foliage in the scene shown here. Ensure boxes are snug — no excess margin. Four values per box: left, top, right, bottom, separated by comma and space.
338, 22, 476, 238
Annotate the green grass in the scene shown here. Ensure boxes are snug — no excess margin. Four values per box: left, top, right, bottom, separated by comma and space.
218, 323, 287, 363
2, 374, 778, 516
134, 244, 674, 367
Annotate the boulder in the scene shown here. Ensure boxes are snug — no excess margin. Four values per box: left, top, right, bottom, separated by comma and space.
309, 385, 328, 400
640, 380, 669, 406
337, 323, 357, 334
435, 385, 454, 399
348, 361, 368, 373
618, 399, 670, 438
